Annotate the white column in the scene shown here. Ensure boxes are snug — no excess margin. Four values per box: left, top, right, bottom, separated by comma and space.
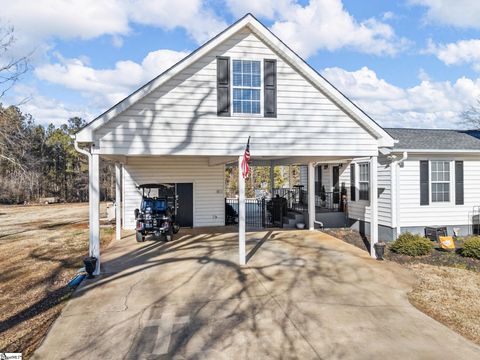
308, 162, 315, 231
89, 153, 101, 274
115, 162, 122, 241
288, 165, 293, 208
238, 156, 246, 265
270, 162, 275, 195
370, 155, 378, 258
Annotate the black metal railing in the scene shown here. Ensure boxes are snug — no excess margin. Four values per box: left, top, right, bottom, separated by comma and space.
225, 197, 285, 229
315, 191, 343, 212
272, 187, 307, 212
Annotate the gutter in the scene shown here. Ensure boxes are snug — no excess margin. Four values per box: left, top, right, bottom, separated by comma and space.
393, 152, 407, 237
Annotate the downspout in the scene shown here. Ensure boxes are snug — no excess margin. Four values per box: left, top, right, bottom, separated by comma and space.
395, 152, 408, 237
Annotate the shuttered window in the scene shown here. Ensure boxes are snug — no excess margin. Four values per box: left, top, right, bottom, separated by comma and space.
232, 60, 261, 114
358, 163, 369, 201
264, 59, 277, 117
217, 57, 230, 116
420, 161, 429, 205
431, 160, 450, 202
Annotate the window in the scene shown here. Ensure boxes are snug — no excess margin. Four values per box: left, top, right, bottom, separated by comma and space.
232, 60, 261, 114
358, 163, 369, 201
431, 160, 450, 202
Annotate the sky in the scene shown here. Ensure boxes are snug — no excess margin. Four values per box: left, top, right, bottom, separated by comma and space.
2, 0, 480, 129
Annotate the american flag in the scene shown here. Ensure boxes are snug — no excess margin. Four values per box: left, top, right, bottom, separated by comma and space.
241, 136, 251, 179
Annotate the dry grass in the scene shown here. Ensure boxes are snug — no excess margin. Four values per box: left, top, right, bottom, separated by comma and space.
0, 203, 114, 358
407, 263, 480, 345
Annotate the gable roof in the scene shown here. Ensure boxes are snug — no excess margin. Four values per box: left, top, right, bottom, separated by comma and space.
76, 13, 394, 147
386, 128, 480, 152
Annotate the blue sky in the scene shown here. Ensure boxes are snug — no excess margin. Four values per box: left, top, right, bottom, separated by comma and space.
2, 0, 480, 129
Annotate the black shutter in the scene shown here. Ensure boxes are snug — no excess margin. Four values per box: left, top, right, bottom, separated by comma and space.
217, 57, 230, 116
420, 161, 429, 206
350, 164, 356, 201
264, 59, 277, 118
455, 161, 464, 205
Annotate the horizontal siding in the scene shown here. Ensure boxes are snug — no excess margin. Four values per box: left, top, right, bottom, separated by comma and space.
122, 156, 224, 229
398, 155, 480, 227
346, 157, 392, 227
95, 28, 379, 157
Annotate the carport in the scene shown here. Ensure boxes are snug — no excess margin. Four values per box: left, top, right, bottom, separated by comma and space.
73, 14, 395, 274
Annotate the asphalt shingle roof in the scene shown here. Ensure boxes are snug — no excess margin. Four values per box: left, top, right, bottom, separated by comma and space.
385, 128, 480, 151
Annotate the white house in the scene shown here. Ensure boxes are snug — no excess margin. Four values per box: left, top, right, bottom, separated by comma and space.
300, 128, 480, 240
74, 14, 398, 274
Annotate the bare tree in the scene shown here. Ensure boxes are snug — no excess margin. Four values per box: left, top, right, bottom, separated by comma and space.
462, 99, 480, 129
0, 25, 29, 99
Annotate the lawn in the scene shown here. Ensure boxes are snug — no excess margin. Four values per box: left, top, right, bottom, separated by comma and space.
0, 203, 114, 358
325, 228, 480, 346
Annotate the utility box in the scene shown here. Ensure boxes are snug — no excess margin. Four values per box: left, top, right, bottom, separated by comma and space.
424, 226, 447, 241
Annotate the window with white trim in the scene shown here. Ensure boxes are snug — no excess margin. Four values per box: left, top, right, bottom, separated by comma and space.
358, 163, 369, 201
431, 160, 450, 202
232, 60, 261, 114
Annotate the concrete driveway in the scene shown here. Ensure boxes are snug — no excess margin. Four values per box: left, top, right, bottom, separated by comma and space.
34, 229, 480, 359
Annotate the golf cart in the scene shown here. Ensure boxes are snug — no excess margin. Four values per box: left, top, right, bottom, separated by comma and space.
134, 183, 180, 242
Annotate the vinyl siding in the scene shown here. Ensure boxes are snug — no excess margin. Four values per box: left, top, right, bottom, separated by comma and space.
343, 157, 393, 227
95, 28, 379, 157
122, 156, 225, 229
397, 155, 480, 227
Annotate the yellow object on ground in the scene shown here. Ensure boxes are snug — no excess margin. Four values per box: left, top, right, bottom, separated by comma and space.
439, 236, 456, 251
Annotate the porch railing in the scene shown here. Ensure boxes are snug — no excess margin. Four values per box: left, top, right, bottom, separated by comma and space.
272, 188, 344, 213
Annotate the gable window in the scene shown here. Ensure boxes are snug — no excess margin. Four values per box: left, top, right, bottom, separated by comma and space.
358, 163, 369, 201
431, 160, 450, 202
232, 60, 261, 114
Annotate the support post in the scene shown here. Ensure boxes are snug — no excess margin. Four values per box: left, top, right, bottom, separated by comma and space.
308, 162, 315, 231
238, 156, 246, 265
370, 155, 378, 258
89, 153, 101, 274
270, 162, 275, 196
288, 165, 293, 208
115, 162, 122, 241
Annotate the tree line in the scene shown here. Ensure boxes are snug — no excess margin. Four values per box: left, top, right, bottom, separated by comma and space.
0, 104, 114, 204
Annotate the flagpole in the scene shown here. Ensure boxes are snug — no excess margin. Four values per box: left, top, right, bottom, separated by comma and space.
238, 155, 246, 265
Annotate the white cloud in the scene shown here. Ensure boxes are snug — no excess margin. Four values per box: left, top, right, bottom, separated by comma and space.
426, 39, 480, 71
34, 49, 188, 106
410, 0, 480, 29
322, 66, 480, 128
0, 0, 225, 60
270, 0, 409, 58
10, 84, 93, 126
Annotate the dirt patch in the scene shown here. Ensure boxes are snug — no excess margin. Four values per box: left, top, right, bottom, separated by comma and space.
0, 203, 114, 358
323, 228, 370, 252
407, 263, 480, 345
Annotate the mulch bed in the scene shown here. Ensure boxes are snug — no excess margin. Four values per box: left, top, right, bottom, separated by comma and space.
324, 228, 480, 272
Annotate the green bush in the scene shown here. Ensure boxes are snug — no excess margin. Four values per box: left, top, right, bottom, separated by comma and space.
390, 232, 433, 256
462, 237, 480, 259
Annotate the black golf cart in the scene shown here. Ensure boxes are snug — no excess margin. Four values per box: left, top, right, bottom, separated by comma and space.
134, 183, 180, 242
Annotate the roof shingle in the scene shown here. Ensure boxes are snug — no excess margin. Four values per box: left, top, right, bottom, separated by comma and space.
385, 128, 480, 150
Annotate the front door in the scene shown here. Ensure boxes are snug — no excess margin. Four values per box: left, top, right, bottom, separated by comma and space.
176, 183, 193, 227
332, 166, 340, 204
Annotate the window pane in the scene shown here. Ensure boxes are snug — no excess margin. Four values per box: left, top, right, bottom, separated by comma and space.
252, 89, 260, 100
252, 61, 260, 74
233, 88, 241, 100
252, 74, 261, 87
233, 73, 242, 86
242, 101, 251, 113
243, 60, 251, 73
233, 101, 241, 113
242, 89, 251, 100
243, 74, 251, 87
252, 101, 260, 114
233, 60, 241, 73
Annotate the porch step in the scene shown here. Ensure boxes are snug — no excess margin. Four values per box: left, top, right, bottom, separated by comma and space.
283, 212, 305, 228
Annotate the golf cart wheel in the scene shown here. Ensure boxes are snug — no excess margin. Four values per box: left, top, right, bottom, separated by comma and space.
136, 231, 145, 242
165, 228, 173, 242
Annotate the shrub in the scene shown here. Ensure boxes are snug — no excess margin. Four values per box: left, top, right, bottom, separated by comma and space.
390, 232, 433, 256
462, 237, 480, 259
